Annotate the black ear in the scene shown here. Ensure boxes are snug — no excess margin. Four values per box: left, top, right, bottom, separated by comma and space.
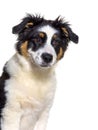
53, 16, 79, 44
12, 21, 28, 34
61, 25, 79, 44
12, 16, 33, 34
65, 26, 79, 44
12, 14, 44, 34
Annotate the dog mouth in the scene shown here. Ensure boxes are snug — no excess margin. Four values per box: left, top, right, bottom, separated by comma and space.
39, 62, 51, 68
30, 57, 51, 68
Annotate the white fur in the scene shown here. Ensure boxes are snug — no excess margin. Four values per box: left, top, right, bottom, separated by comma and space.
28, 25, 57, 68
1, 53, 56, 130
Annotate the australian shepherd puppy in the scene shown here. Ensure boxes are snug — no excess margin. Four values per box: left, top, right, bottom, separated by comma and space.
0, 14, 79, 130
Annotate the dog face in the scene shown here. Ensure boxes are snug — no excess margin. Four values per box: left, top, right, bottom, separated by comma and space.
28, 25, 58, 68
12, 15, 79, 68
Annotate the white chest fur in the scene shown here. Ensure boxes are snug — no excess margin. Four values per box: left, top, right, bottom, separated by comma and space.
5, 54, 56, 112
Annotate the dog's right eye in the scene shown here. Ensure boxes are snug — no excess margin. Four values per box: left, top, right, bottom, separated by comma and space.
28, 41, 40, 51
29, 36, 44, 51
33, 37, 42, 44
32, 32, 46, 44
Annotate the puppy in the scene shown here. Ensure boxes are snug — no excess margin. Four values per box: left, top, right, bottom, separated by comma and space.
0, 14, 79, 130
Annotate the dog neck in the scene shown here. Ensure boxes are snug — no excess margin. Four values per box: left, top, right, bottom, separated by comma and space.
6, 53, 55, 81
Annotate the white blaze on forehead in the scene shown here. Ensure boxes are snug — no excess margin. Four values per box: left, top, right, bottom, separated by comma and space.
38, 25, 58, 44
38, 25, 58, 53
38, 25, 57, 62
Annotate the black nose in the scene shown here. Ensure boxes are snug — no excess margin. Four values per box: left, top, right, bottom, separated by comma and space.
41, 53, 53, 63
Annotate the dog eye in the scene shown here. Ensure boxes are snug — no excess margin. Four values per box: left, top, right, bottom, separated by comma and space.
52, 40, 61, 47
33, 37, 42, 44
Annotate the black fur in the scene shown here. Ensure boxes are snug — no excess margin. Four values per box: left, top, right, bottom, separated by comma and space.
12, 14, 44, 34
52, 16, 79, 43
0, 65, 10, 129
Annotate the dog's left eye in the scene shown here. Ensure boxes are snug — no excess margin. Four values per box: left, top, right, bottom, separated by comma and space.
52, 41, 59, 46
52, 40, 61, 47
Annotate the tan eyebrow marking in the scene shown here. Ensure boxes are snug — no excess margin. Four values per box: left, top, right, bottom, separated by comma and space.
57, 47, 63, 60
25, 22, 33, 28
20, 41, 28, 57
39, 32, 45, 38
53, 34, 58, 39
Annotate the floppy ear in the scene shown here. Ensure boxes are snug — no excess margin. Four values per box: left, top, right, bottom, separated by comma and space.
12, 21, 33, 34
12, 14, 43, 34
12, 18, 33, 34
62, 26, 79, 44
53, 16, 79, 44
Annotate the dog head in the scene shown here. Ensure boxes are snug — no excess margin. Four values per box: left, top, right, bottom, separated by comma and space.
12, 14, 79, 68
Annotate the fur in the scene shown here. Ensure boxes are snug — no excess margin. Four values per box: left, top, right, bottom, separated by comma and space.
0, 14, 79, 130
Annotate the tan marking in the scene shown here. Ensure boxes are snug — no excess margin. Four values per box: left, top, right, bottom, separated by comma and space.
57, 47, 63, 60
53, 34, 57, 39
39, 32, 45, 38
20, 41, 28, 57
25, 22, 33, 28
61, 27, 68, 37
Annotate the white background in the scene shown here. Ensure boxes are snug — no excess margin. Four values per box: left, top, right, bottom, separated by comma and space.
0, 0, 98, 130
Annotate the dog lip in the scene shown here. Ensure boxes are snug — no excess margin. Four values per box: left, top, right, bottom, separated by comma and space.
40, 63, 51, 67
